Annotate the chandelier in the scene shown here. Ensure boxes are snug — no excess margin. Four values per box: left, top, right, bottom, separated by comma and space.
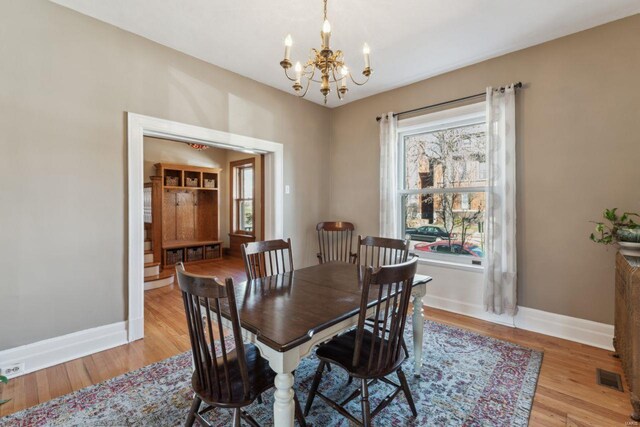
279, 0, 372, 104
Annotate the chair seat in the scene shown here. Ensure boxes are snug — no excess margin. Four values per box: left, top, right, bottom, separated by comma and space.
316, 329, 406, 378
192, 342, 275, 407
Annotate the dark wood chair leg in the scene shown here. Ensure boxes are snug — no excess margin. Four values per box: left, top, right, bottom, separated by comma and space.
397, 368, 417, 417
294, 392, 307, 427
232, 408, 241, 427
185, 395, 201, 427
326, 363, 332, 372
360, 378, 371, 427
304, 361, 326, 416
347, 375, 353, 385
401, 337, 409, 358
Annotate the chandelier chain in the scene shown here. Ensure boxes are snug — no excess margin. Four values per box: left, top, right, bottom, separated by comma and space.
323, 0, 327, 21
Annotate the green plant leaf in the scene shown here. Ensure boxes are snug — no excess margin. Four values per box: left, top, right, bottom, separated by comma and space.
0, 375, 7, 384
0, 398, 10, 405
605, 208, 618, 221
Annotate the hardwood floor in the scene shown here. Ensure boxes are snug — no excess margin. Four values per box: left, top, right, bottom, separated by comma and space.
0, 256, 633, 425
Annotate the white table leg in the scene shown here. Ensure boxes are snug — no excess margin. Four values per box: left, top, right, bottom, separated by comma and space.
412, 291, 425, 377
274, 372, 295, 427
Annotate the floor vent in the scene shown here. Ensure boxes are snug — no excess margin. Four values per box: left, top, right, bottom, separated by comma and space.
596, 368, 623, 391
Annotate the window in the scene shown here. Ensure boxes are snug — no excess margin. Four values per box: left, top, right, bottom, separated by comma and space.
398, 103, 486, 266
231, 158, 255, 234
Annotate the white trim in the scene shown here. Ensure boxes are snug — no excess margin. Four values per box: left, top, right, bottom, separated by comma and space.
396, 102, 488, 268
424, 294, 614, 350
514, 306, 614, 351
0, 322, 128, 378
397, 101, 486, 134
425, 294, 516, 327
127, 113, 284, 342
417, 256, 483, 273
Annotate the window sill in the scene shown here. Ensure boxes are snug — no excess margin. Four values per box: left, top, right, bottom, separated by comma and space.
415, 256, 484, 273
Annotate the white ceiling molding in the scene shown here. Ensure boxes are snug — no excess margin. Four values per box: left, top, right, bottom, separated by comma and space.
51, 0, 640, 108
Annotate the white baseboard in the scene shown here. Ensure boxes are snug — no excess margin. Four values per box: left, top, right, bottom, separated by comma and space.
514, 306, 614, 351
0, 321, 128, 378
425, 295, 614, 351
425, 295, 516, 327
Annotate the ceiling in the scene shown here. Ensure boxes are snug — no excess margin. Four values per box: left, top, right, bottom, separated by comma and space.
51, 0, 640, 108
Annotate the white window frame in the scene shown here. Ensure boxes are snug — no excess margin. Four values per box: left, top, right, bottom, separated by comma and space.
397, 102, 486, 269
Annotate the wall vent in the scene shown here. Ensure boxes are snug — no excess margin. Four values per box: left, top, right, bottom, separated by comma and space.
596, 368, 623, 391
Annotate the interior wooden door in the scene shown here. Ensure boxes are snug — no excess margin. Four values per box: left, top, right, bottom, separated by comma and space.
176, 192, 196, 241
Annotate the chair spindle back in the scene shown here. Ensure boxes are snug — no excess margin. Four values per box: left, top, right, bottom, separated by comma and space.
356, 235, 410, 268
352, 257, 418, 375
316, 221, 356, 264
241, 238, 294, 280
175, 263, 249, 403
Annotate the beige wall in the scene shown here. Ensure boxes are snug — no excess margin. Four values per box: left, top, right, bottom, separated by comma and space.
329, 14, 640, 324
0, 0, 330, 350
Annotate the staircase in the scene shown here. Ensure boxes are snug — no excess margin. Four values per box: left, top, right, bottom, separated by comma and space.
143, 228, 175, 291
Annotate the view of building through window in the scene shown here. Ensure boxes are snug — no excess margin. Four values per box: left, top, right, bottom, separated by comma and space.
234, 164, 254, 233
401, 122, 486, 259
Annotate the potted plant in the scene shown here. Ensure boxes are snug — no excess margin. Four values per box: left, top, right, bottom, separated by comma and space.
591, 208, 640, 256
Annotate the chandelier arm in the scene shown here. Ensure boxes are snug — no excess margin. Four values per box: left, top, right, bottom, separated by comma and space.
330, 66, 341, 85
283, 67, 297, 82
349, 72, 370, 86
298, 68, 315, 98
333, 75, 343, 101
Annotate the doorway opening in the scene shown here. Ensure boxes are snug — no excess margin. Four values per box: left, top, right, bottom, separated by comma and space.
127, 113, 284, 342
142, 136, 265, 291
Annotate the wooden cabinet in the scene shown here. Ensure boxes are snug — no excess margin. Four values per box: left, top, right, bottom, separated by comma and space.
152, 163, 223, 267
614, 252, 640, 420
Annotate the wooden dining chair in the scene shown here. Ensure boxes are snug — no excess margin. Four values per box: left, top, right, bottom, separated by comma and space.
356, 235, 410, 268
316, 221, 357, 264
241, 238, 294, 280
176, 263, 306, 427
356, 235, 411, 359
304, 258, 419, 426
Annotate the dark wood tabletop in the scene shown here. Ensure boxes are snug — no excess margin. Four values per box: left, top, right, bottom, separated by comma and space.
214, 261, 432, 352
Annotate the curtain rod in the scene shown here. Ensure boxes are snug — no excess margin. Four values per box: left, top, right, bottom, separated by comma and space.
375, 82, 522, 122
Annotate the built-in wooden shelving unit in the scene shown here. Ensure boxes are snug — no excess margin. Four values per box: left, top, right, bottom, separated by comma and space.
152, 163, 223, 268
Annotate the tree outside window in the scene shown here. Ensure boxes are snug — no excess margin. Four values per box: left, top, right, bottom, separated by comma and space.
401, 121, 487, 260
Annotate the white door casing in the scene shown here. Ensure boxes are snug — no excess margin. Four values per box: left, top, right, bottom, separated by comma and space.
127, 112, 284, 342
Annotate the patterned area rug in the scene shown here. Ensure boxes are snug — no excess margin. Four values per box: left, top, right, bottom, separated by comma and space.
1, 319, 542, 426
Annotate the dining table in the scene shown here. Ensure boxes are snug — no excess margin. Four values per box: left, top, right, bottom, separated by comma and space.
208, 260, 432, 427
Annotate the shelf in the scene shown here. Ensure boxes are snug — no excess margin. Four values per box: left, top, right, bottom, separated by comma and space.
163, 186, 218, 191
163, 240, 223, 250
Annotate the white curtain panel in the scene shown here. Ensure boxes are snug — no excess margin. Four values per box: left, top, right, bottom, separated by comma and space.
379, 112, 399, 238
484, 86, 517, 316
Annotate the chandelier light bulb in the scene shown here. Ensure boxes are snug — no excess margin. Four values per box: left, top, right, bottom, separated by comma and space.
322, 20, 331, 48
363, 43, 371, 69
294, 61, 302, 83
322, 20, 331, 34
284, 34, 293, 61
341, 66, 349, 89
